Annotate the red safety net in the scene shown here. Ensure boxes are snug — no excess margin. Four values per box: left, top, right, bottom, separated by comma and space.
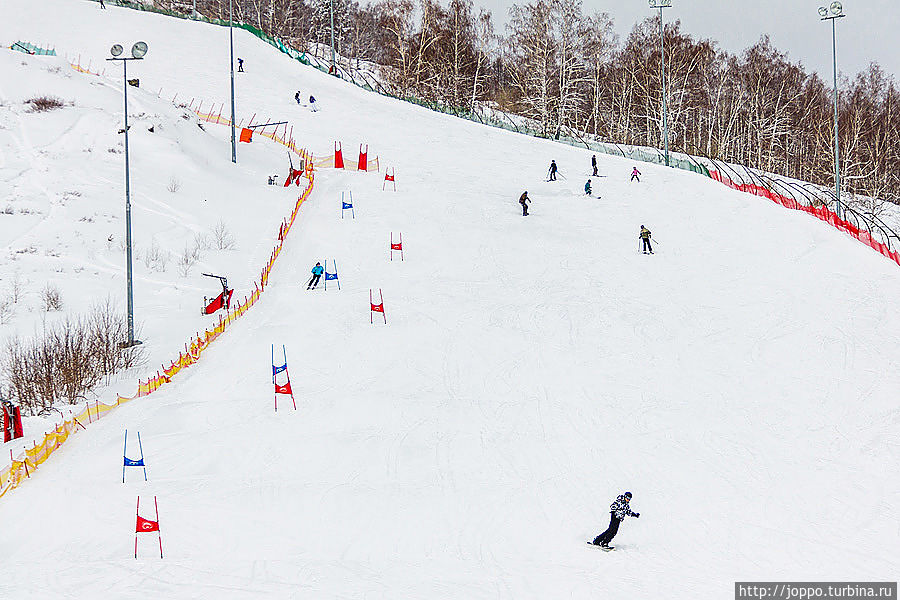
709, 170, 900, 268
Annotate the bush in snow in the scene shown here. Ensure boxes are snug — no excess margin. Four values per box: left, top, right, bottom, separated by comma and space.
3, 301, 145, 414
212, 220, 235, 250
0, 298, 13, 325
25, 96, 66, 113
177, 242, 200, 277
41, 284, 63, 312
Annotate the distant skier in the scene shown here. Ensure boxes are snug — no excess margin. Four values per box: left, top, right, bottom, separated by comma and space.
548, 160, 558, 181
584, 179, 592, 196
237, 58, 244, 72
519, 191, 531, 216
592, 155, 598, 176
294, 91, 301, 105
639, 225, 653, 254
631, 166, 641, 182
309, 95, 318, 112
307, 262, 324, 290
591, 491, 640, 549
99, 0, 106, 8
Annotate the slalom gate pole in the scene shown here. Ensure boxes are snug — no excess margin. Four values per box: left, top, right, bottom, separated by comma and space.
138, 431, 147, 481
155, 496, 163, 559
134, 497, 139, 558
284, 345, 297, 410
273, 343, 278, 413
122, 430, 128, 483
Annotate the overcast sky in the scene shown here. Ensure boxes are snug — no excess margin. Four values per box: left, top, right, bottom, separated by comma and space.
478, 0, 898, 84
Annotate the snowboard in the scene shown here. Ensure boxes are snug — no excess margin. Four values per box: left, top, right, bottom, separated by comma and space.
587, 542, 615, 551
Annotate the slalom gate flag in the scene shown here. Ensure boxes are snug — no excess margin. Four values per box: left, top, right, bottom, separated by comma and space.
342, 202, 353, 209
136, 515, 160, 533
124, 457, 145, 467
273, 364, 287, 375
275, 382, 293, 395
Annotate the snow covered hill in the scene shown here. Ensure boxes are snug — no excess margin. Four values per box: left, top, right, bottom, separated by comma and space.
0, 46, 301, 408
1, 1, 899, 598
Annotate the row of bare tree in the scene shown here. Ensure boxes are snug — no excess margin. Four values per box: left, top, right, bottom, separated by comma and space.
167, 0, 899, 205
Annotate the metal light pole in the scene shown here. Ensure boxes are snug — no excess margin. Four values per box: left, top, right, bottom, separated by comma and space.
329, 0, 336, 74
107, 42, 149, 347
819, 1, 845, 219
229, 0, 236, 163
649, 0, 672, 167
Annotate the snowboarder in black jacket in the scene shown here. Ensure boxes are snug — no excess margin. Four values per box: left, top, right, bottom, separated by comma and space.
592, 492, 639, 548
519, 191, 531, 216
548, 160, 558, 181
592, 155, 598, 176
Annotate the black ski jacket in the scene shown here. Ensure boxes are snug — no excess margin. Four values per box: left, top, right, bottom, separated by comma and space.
610, 494, 637, 520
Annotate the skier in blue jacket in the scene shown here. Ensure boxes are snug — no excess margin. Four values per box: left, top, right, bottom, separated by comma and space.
307, 262, 324, 290
591, 492, 640, 548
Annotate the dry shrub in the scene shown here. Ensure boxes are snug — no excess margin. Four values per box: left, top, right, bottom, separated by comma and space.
25, 96, 66, 113
41, 284, 63, 312
2, 301, 145, 414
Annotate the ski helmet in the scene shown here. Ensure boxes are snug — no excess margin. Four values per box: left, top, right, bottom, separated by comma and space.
624, 492, 632, 499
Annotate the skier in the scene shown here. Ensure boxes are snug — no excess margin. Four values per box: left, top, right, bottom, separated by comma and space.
99, 0, 106, 8
294, 91, 301, 105
519, 191, 531, 216
309, 95, 318, 112
639, 225, 653, 254
237, 58, 244, 72
548, 160, 558, 181
307, 262, 324, 290
584, 179, 592, 196
591, 491, 640, 549
592, 155, 598, 176
631, 166, 641, 182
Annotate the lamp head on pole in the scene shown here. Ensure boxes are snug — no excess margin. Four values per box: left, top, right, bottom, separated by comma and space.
649, 0, 672, 7
819, 2, 844, 19
131, 41, 148, 59
110, 44, 123, 57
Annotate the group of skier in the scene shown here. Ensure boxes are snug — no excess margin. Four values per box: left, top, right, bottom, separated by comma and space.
519, 157, 655, 255
294, 91, 319, 111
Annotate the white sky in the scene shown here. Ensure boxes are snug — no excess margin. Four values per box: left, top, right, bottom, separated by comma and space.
480, 0, 898, 84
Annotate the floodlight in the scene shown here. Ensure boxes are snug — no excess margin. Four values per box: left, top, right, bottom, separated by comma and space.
818, 7, 828, 17
830, 1, 843, 15
131, 41, 148, 59
110, 44, 123, 57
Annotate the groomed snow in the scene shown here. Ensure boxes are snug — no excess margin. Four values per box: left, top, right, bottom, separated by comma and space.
1, 1, 899, 597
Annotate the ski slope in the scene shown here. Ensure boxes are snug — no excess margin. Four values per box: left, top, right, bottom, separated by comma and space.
2, 1, 900, 598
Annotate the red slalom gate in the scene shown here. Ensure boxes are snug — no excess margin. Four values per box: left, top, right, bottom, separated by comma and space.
134, 496, 163, 559
390, 232, 404, 261
370, 289, 386, 324
358, 144, 368, 171
334, 141, 344, 169
383, 168, 396, 191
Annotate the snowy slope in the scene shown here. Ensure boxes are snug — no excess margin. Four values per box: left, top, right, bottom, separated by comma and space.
2, 1, 899, 598
0, 46, 302, 419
